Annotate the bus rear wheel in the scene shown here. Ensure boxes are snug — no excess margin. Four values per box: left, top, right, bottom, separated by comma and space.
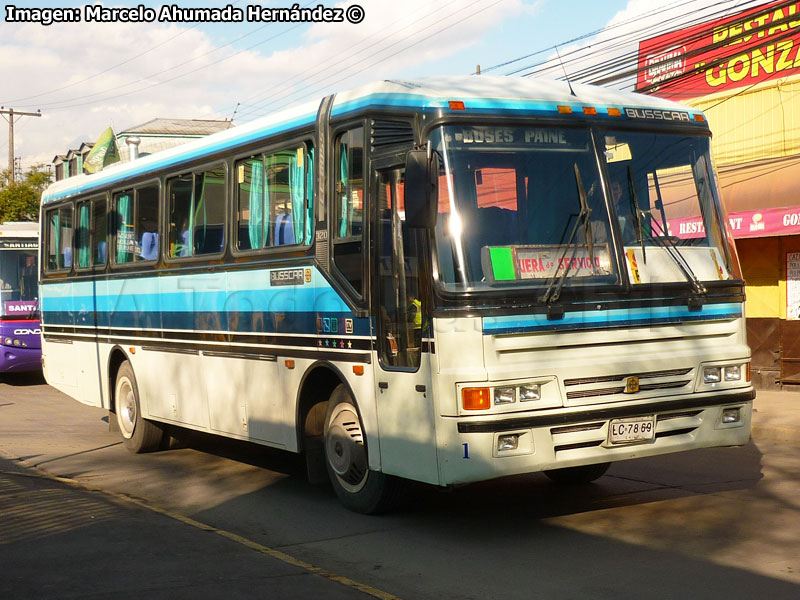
114, 360, 164, 453
544, 462, 611, 484
324, 384, 402, 514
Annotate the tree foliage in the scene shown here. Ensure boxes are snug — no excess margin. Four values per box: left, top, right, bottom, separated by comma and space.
0, 165, 51, 222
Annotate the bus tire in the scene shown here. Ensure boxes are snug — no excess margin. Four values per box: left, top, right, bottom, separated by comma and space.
324, 384, 401, 514
544, 462, 610, 484
114, 360, 164, 453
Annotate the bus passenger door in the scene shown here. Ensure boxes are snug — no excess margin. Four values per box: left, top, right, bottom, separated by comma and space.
371, 167, 438, 485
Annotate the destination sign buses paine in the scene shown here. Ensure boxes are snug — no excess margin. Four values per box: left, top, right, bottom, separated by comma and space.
39, 77, 753, 513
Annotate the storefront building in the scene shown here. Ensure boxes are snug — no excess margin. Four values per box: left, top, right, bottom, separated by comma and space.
637, 0, 800, 387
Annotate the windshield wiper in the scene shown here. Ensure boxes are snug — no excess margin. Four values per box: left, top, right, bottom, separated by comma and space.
540, 164, 594, 308
627, 165, 647, 265
630, 173, 707, 297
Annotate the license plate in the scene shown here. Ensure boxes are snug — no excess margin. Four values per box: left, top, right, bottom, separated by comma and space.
609, 416, 656, 445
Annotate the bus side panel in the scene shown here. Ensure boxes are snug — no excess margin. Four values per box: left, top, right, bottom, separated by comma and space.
205, 354, 285, 445
41, 282, 82, 402
74, 279, 105, 407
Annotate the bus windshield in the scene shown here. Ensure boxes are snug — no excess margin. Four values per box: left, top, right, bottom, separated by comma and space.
430, 124, 735, 293
431, 124, 618, 292
0, 249, 39, 318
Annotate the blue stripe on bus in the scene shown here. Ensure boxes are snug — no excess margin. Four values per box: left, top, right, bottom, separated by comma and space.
482, 303, 742, 334
42, 310, 371, 336
40, 287, 349, 314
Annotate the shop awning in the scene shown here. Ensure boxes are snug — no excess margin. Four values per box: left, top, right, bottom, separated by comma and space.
667, 155, 800, 239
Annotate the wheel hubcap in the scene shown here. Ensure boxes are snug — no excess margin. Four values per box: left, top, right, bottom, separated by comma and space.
326, 405, 367, 492
116, 379, 136, 438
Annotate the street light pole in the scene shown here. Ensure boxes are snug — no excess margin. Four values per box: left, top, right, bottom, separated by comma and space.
0, 107, 42, 182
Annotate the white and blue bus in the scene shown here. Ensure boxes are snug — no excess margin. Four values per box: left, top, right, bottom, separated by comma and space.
40, 77, 753, 513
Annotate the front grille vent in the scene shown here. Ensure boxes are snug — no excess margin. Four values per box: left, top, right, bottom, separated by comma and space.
370, 120, 415, 155
566, 380, 692, 400
564, 368, 692, 387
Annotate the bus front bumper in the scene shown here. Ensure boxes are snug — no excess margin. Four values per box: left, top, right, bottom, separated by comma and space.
437, 389, 754, 486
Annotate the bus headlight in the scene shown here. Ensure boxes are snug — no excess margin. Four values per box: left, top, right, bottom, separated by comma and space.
724, 366, 741, 381
3, 337, 11, 346
494, 386, 515, 405
703, 367, 721, 384
519, 383, 541, 402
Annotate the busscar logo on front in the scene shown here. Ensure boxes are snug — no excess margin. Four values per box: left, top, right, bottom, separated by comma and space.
624, 108, 692, 122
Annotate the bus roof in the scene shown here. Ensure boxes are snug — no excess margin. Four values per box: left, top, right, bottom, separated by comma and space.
0, 222, 38, 238
42, 76, 705, 205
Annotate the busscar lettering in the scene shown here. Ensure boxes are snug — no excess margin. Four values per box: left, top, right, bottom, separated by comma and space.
270, 268, 305, 286
624, 108, 692, 122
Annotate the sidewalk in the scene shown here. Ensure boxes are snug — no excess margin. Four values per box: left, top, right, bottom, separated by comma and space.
752, 389, 800, 444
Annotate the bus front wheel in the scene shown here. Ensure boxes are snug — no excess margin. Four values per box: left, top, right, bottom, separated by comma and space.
114, 360, 164, 453
324, 384, 401, 514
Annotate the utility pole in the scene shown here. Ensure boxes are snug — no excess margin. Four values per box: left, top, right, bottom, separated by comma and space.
0, 107, 42, 183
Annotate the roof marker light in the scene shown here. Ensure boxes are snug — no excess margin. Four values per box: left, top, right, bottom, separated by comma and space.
448, 100, 466, 111
607, 107, 622, 117
582, 106, 597, 115
694, 113, 706, 122
557, 105, 573, 114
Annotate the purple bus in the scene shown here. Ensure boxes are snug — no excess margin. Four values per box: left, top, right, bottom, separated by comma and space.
0, 222, 40, 373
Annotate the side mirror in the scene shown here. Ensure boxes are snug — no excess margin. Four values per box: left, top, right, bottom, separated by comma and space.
404, 149, 439, 229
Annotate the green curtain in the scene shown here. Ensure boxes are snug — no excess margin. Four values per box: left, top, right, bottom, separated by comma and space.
51, 211, 60, 269
78, 204, 90, 268
116, 194, 132, 264
191, 173, 209, 254
289, 151, 304, 244
305, 147, 314, 245
249, 159, 264, 249
339, 145, 348, 238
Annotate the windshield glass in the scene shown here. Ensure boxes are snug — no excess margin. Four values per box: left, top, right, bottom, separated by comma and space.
431, 125, 619, 292
0, 249, 39, 318
600, 129, 735, 285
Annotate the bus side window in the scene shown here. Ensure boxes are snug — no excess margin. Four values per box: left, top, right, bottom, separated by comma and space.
333, 127, 365, 297
44, 205, 74, 271
92, 197, 108, 266
234, 143, 312, 253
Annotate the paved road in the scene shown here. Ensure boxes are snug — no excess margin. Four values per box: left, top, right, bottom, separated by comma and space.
1, 374, 799, 599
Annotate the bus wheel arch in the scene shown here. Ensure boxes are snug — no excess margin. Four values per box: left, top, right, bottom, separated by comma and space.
323, 383, 403, 514
296, 361, 348, 445
108, 350, 164, 453
107, 346, 130, 414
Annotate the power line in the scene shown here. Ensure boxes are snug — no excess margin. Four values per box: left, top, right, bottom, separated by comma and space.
234, 0, 510, 123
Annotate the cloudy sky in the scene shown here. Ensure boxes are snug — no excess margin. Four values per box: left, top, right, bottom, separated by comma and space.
0, 0, 767, 170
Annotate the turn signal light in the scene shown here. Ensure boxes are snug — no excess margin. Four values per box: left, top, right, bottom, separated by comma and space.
462, 387, 491, 410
